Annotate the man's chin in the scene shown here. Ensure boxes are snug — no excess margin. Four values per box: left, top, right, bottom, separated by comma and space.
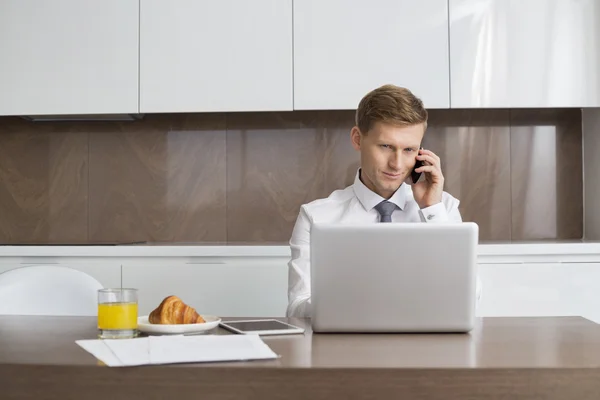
375, 182, 402, 195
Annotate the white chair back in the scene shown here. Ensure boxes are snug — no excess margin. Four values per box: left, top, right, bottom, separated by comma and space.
0, 265, 103, 316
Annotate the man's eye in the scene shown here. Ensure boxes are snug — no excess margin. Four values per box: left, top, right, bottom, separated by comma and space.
404, 148, 415, 152
380, 145, 391, 149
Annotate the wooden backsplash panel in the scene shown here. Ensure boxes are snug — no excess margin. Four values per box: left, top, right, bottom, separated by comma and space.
0, 118, 88, 243
510, 109, 583, 240
0, 109, 583, 243
88, 114, 227, 243
226, 112, 327, 242
426, 110, 512, 241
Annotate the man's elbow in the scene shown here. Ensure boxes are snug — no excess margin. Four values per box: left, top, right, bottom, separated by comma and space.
286, 296, 311, 318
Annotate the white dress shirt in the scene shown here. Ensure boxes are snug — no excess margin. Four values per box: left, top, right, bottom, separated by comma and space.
286, 169, 480, 317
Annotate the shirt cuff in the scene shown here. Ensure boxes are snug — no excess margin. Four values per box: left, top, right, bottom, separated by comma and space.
418, 202, 449, 222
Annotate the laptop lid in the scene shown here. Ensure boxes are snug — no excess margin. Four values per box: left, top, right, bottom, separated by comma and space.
310, 222, 478, 333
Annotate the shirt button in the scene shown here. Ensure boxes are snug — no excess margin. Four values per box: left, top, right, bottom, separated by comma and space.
427, 214, 434, 220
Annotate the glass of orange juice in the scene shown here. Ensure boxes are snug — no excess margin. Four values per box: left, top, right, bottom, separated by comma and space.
97, 288, 138, 339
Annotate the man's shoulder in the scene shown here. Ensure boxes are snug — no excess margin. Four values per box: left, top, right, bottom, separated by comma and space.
300, 185, 355, 214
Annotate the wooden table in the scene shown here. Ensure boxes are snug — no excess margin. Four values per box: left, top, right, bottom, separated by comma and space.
2, 316, 600, 399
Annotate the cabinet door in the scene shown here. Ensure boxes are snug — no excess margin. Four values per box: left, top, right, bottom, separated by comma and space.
0, 0, 139, 115
293, 0, 450, 110
122, 260, 288, 317
477, 262, 600, 323
450, 0, 600, 108
140, 0, 293, 112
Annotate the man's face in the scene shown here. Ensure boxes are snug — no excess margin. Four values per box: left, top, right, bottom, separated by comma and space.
351, 121, 425, 199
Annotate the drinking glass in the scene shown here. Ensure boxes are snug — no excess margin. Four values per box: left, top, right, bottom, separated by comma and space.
97, 288, 138, 339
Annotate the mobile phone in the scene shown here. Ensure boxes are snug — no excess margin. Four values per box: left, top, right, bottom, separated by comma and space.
411, 148, 423, 184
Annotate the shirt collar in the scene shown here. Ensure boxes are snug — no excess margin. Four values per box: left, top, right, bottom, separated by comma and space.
352, 169, 407, 211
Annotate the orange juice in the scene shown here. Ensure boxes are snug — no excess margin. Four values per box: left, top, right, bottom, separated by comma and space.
97, 302, 138, 330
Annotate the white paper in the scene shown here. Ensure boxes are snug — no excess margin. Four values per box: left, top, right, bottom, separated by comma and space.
103, 338, 150, 366
148, 335, 279, 365
76, 335, 278, 367
76, 340, 124, 367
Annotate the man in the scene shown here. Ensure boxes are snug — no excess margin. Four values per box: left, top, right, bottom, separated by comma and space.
286, 84, 480, 318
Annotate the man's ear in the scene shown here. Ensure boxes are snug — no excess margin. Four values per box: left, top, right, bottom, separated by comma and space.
350, 126, 362, 151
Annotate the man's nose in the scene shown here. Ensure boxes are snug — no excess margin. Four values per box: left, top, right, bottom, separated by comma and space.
388, 151, 403, 170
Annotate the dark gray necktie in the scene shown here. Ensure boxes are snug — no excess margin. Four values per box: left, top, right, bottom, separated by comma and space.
374, 200, 397, 223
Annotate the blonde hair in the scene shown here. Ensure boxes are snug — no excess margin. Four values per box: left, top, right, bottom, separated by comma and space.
355, 84, 428, 134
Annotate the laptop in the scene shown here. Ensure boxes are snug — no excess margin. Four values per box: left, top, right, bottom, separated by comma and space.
310, 222, 478, 333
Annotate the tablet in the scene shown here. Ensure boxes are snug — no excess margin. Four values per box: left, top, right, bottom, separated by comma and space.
219, 319, 305, 336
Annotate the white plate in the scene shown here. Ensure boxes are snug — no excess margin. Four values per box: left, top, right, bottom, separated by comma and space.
137, 315, 221, 335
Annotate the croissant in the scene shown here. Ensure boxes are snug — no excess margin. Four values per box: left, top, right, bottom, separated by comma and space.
148, 295, 205, 324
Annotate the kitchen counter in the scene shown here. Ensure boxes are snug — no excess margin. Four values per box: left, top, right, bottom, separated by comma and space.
1, 241, 600, 262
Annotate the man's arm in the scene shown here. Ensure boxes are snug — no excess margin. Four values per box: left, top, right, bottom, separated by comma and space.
418, 194, 462, 223
286, 206, 312, 317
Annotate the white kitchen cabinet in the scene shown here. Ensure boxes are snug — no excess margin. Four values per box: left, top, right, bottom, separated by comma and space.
122, 259, 288, 317
450, 0, 600, 108
140, 0, 293, 113
293, 0, 450, 110
0, 0, 139, 116
477, 262, 600, 323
